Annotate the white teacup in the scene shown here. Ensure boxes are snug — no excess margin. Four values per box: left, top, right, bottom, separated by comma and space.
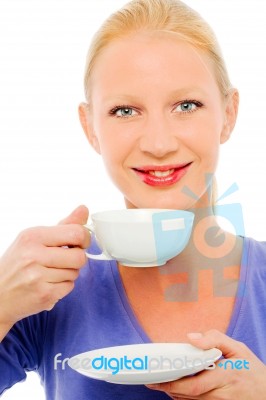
85, 209, 194, 267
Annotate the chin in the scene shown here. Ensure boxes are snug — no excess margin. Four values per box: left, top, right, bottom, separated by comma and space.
125, 193, 196, 211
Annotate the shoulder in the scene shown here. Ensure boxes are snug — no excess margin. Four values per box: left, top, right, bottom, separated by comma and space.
243, 236, 266, 284
245, 237, 266, 268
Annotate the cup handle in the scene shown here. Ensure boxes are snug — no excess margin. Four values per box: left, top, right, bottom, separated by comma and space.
84, 223, 113, 261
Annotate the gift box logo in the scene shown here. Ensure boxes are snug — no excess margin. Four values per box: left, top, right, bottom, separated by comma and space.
154, 174, 246, 301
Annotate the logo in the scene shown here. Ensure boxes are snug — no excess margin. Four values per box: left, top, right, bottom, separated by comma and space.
217, 359, 250, 370
54, 353, 250, 374
54, 353, 216, 375
153, 174, 246, 301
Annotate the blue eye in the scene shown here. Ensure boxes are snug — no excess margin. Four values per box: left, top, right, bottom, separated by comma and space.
110, 106, 138, 118
174, 101, 202, 113
119, 108, 134, 117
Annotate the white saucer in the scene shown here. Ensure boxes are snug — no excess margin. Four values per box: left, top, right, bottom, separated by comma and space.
68, 343, 222, 385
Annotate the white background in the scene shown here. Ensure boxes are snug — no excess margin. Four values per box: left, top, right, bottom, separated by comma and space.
0, 0, 266, 398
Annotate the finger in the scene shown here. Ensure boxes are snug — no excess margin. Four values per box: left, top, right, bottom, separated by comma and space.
44, 266, 80, 283
165, 393, 199, 400
42, 246, 87, 269
42, 281, 76, 309
24, 264, 80, 285
52, 280, 76, 301
187, 330, 250, 358
168, 396, 199, 400
58, 205, 89, 225
146, 367, 226, 397
17, 224, 90, 249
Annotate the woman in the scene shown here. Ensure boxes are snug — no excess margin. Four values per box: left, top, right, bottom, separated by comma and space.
0, 0, 265, 399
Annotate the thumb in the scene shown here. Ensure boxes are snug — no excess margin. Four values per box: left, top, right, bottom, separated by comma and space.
187, 329, 250, 359
58, 205, 89, 225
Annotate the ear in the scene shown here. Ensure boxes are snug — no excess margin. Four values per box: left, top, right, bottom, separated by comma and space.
78, 102, 101, 154
220, 89, 239, 144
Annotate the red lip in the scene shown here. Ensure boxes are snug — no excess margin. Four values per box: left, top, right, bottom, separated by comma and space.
132, 162, 192, 187
134, 163, 190, 172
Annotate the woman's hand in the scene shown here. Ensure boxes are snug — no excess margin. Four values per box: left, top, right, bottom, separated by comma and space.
146, 329, 266, 399
0, 205, 90, 339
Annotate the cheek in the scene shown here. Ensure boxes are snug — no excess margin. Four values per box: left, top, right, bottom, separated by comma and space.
93, 118, 117, 159
95, 118, 136, 162
187, 112, 223, 160
95, 128, 130, 178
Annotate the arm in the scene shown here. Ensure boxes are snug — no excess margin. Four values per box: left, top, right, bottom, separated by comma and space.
0, 205, 90, 342
0, 312, 49, 395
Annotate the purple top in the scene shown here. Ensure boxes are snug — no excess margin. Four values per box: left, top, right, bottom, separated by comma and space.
0, 236, 265, 399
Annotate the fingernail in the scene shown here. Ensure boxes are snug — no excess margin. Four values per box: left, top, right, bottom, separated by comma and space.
187, 332, 203, 339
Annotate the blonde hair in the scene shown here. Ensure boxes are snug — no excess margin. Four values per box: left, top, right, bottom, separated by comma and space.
84, 0, 232, 101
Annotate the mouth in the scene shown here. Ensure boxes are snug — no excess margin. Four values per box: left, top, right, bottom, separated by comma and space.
132, 162, 192, 187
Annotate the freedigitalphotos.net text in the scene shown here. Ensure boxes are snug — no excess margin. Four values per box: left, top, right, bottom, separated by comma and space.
54, 353, 249, 375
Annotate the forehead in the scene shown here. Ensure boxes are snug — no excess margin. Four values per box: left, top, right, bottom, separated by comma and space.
90, 32, 220, 102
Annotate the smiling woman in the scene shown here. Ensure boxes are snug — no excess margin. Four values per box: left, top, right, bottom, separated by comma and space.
80, 38, 230, 211
0, 1, 266, 400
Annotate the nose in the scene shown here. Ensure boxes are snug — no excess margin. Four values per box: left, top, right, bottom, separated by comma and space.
139, 113, 180, 158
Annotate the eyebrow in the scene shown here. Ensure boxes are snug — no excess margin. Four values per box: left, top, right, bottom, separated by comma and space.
170, 87, 208, 97
103, 87, 208, 103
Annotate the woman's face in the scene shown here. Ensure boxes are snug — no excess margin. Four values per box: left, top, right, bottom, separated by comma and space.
82, 33, 237, 210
